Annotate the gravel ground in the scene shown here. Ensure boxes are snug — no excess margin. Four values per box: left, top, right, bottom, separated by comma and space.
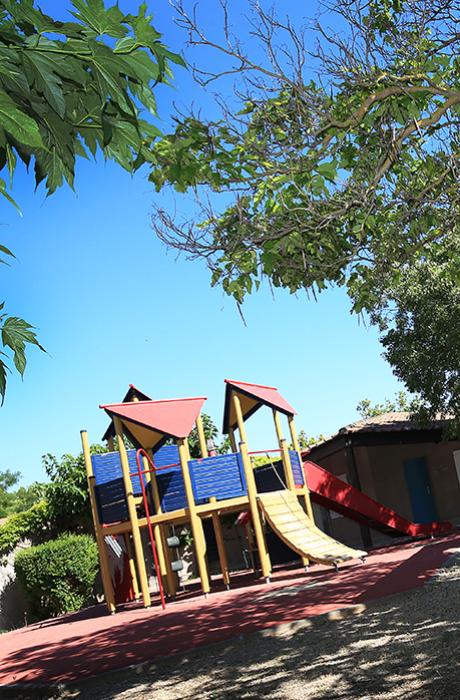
5, 550, 460, 700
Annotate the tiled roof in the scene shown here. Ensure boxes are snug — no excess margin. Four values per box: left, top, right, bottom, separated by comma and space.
310, 412, 449, 450
338, 412, 448, 434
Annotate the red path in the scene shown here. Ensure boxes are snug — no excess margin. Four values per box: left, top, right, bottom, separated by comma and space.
2, 532, 460, 688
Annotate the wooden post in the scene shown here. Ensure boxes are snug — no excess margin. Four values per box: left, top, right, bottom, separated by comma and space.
80, 430, 116, 614
123, 534, 140, 600
228, 427, 238, 453
177, 438, 210, 594
275, 412, 308, 567
196, 414, 208, 458
288, 415, 314, 521
144, 452, 177, 597
209, 497, 230, 588
113, 417, 151, 607
273, 410, 296, 492
107, 435, 115, 451
233, 393, 271, 581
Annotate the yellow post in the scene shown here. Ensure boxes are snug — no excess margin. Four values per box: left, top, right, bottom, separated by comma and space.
274, 411, 308, 568
232, 394, 271, 581
273, 410, 296, 491
113, 417, 151, 607
144, 453, 177, 598
123, 534, 140, 599
196, 414, 208, 458
209, 497, 230, 588
245, 522, 257, 571
289, 415, 314, 521
177, 438, 210, 595
228, 427, 238, 453
81, 430, 116, 614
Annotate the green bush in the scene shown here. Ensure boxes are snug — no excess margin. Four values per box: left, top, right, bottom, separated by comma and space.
14, 534, 99, 620
0, 501, 49, 558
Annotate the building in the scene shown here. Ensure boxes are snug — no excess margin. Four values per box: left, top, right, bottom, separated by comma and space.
307, 412, 460, 549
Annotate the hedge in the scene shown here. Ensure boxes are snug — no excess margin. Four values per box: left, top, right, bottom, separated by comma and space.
0, 501, 49, 558
14, 533, 99, 620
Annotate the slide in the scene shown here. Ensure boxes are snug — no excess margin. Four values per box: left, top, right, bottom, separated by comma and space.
304, 460, 452, 538
258, 490, 367, 565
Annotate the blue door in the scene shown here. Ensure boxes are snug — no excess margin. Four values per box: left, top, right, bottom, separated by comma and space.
403, 457, 438, 523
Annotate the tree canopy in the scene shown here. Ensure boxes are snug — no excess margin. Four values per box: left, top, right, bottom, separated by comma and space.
0, 0, 184, 401
149, 0, 460, 425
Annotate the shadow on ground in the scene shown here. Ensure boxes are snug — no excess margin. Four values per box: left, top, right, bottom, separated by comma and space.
2, 554, 460, 700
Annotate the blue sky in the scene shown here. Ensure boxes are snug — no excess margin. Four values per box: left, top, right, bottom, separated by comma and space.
0, 1, 403, 485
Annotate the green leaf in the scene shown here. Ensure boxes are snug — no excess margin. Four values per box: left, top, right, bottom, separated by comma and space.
0, 359, 7, 404
23, 53, 66, 119
0, 89, 44, 147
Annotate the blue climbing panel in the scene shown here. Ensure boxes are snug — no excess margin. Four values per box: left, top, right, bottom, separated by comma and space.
155, 445, 188, 513
289, 450, 304, 486
91, 445, 184, 523
189, 452, 247, 504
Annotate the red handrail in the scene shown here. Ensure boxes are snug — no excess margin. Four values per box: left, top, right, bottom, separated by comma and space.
134, 448, 166, 610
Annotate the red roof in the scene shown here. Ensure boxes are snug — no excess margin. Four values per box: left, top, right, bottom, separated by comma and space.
223, 379, 296, 433
101, 397, 207, 448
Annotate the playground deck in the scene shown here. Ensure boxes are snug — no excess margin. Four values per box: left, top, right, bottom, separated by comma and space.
2, 531, 460, 689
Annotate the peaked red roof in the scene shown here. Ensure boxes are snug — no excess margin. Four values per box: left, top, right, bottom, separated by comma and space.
223, 379, 296, 433
102, 384, 152, 442
101, 397, 206, 450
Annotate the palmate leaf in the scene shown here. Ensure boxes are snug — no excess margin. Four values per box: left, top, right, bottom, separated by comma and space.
0, 89, 43, 147
1, 316, 45, 378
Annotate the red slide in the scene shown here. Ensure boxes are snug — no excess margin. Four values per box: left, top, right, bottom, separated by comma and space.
304, 460, 452, 538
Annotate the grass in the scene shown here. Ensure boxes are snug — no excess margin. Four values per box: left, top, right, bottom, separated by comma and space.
3, 550, 460, 700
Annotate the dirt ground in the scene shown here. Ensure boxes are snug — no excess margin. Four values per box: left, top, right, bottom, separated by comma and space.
4, 551, 460, 700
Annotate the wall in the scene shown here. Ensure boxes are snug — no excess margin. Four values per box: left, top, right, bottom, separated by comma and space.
360, 440, 460, 522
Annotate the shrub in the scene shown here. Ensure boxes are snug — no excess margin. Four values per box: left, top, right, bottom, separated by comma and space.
14, 533, 99, 620
0, 501, 49, 558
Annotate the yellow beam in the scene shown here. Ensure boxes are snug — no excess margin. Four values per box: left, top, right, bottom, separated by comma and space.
80, 430, 116, 614
123, 533, 140, 600
233, 394, 271, 581
273, 410, 296, 491
177, 438, 210, 594
196, 414, 208, 458
209, 496, 230, 588
195, 495, 249, 515
228, 427, 237, 453
143, 452, 176, 598
114, 417, 151, 607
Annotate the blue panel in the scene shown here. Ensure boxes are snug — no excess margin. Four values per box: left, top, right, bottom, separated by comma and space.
94, 478, 128, 524
154, 443, 187, 513
403, 457, 438, 523
189, 452, 247, 504
91, 450, 146, 495
289, 450, 304, 486
91, 445, 185, 520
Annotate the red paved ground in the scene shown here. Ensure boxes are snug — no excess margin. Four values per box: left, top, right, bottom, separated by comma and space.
2, 532, 460, 687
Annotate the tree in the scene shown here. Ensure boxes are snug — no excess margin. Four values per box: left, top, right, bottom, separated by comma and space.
356, 391, 411, 420
183, 412, 229, 458
148, 0, 460, 424
0, 468, 44, 516
0, 0, 185, 401
372, 251, 460, 432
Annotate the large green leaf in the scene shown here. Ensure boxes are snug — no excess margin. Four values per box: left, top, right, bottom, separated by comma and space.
0, 89, 43, 147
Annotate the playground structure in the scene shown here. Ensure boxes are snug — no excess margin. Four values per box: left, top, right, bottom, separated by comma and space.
81, 380, 368, 612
